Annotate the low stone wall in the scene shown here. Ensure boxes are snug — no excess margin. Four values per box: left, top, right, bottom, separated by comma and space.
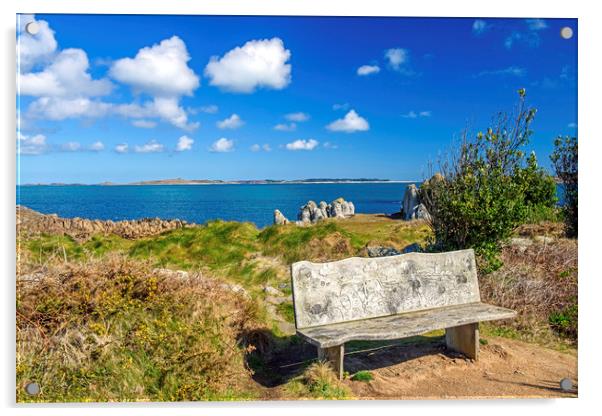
17, 205, 188, 241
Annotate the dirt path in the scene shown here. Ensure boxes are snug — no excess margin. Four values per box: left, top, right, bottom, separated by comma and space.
344, 337, 577, 399
257, 335, 577, 400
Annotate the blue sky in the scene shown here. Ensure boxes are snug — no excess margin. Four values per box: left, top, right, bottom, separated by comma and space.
17, 14, 577, 183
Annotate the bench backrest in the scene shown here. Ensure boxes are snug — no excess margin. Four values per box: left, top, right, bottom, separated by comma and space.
291, 249, 480, 329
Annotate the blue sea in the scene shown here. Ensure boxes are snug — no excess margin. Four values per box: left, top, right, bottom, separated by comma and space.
17, 182, 565, 228
17, 183, 418, 228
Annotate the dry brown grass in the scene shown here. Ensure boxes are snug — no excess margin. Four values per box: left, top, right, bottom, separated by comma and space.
480, 237, 577, 346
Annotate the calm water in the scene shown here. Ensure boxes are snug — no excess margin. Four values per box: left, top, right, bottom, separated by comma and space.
17, 182, 565, 228
17, 183, 418, 228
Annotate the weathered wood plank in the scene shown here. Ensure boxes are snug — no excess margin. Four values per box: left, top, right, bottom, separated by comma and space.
318, 344, 345, 380
446, 323, 479, 360
291, 249, 479, 329
297, 302, 516, 348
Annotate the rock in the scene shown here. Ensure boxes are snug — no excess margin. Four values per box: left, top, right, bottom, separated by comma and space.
401, 184, 420, 220
265, 295, 290, 305
414, 203, 431, 221
329, 197, 355, 219
273, 209, 290, 225
366, 246, 402, 257
291, 197, 356, 225
16, 205, 188, 242
263, 285, 283, 296
154, 268, 190, 279
401, 185, 431, 221
402, 243, 422, 253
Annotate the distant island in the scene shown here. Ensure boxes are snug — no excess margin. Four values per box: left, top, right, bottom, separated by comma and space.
21, 178, 416, 186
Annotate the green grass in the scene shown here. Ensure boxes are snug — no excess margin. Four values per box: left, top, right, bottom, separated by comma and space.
351, 370, 373, 382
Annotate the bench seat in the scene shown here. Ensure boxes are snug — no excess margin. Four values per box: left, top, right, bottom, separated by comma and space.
297, 302, 516, 348
290, 249, 517, 378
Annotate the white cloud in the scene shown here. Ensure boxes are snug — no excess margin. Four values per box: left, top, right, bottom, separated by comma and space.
17, 132, 47, 155
61, 141, 81, 152
476, 66, 527, 77
152, 97, 198, 131
110, 36, 199, 97
286, 139, 319, 151
568, 122, 577, 128
326, 110, 369, 133
134, 140, 164, 153
323, 142, 338, 149
115, 98, 199, 131
17, 15, 58, 71
472, 20, 489, 35
115, 143, 129, 154
384, 48, 408, 70
526, 19, 548, 31
90, 141, 105, 151
176, 135, 194, 151
209, 138, 234, 153
285, 112, 310, 122
251, 143, 272, 152
333, 103, 350, 111
109, 36, 199, 130
357, 65, 380, 76
204, 38, 291, 93
131, 119, 157, 128
401, 110, 432, 119
19, 48, 113, 98
217, 114, 244, 129
27, 97, 112, 120
274, 122, 296, 131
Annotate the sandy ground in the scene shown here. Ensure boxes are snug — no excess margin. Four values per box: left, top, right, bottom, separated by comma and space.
260, 336, 577, 400
346, 337, 577, 399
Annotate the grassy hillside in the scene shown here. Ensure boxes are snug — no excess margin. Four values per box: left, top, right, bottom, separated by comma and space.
17, 214, 576, 401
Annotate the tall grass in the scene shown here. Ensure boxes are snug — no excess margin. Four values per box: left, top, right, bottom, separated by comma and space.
17, 255, 263, 402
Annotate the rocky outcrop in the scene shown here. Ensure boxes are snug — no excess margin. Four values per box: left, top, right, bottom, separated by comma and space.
273, 197, 356, 226
273, 209, 290, 225
401, 184, 431, 221
17, 205, 188, 241
295, 197, 355, 225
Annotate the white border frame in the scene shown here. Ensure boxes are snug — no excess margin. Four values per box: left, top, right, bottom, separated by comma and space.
2, 1, 599, 415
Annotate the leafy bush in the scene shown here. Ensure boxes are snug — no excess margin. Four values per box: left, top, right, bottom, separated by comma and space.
551, 136, 578, 237
421, 90, 557, 272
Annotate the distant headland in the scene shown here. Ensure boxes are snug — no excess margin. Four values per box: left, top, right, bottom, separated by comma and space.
21, 178, 417, 186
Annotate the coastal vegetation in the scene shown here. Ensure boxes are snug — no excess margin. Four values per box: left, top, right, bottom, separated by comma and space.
17, 205, 577, 401
551, 135, 578, 237
420, 91, 559, 272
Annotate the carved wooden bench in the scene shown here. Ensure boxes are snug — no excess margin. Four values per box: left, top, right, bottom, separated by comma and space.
290, 249, 516, 379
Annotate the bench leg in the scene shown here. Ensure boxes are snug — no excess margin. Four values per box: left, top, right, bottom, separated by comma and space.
445, 323, 479, 360
318, 344, 345, 380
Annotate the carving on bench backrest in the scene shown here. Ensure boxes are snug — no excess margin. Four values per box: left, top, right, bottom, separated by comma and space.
291, 249, 480, 329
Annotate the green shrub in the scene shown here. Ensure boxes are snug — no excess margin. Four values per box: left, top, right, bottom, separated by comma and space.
351, 370, 374, 382
551, 136, 578, 237
549, 303, 578, 339
421, 90, 557, 272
